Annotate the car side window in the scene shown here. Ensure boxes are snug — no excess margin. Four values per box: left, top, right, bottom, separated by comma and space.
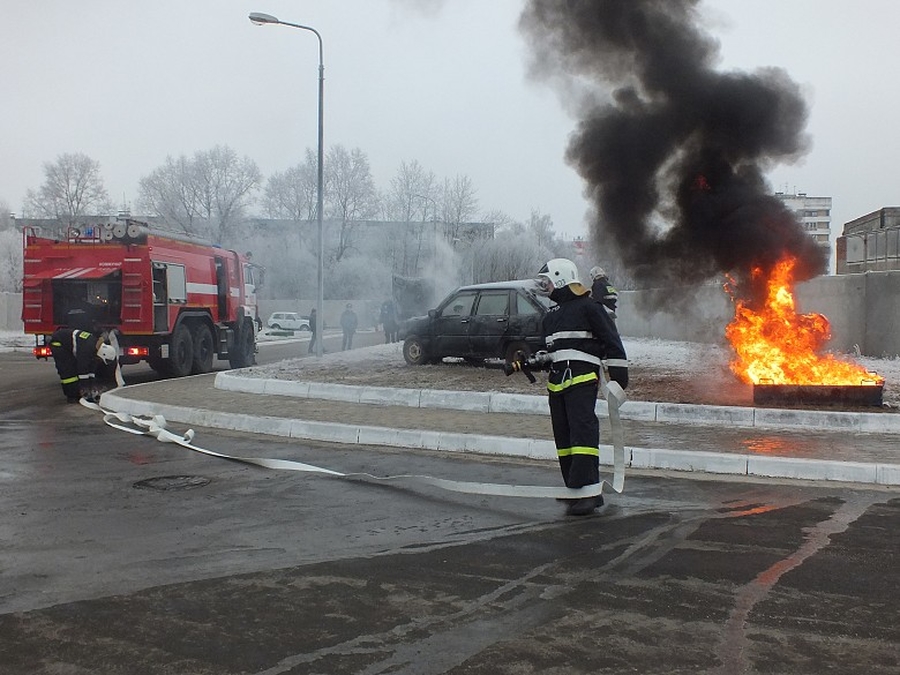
443, 293, 477, 317
515, 293, 541, 316
475, 291, 509, 316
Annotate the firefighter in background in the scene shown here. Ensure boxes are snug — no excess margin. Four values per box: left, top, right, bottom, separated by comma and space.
534, 258, 628, 516
49, 310, 119, 403
589, 265, 619, 320
380, 299, 399, 344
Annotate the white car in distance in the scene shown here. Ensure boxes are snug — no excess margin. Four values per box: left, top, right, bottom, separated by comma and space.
266, 312, 311, 332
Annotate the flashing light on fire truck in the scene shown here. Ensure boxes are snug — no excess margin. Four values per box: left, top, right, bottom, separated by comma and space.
124, 345, 150, 358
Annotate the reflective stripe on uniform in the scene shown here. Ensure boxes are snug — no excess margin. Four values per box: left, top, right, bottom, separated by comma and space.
547, 371, 598, 392
545, 330, 592, 347
61, 375, 79, 385
550, 349, 602, 366
603, 358, 629, 368
556, 445, 600, 458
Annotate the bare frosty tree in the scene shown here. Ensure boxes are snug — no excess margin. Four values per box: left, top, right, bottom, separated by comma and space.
440, 174, 478, 245
0, 229, 23, 292
138, 145, 261, 245
526, 208, 557, 249
481, 209, 517, 231
385, 160, 439, 276
24, 153, 112, 226
263, 149, 319, 221
325, 145, 380, 262
137, 155, 201, 233
262, 149, 319, 250
480, 227, 555, 282
385, 160, 438, 222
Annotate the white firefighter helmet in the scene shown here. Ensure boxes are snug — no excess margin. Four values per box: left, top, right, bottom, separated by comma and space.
589, 266, 607, 281
536, 258, 581, 294
97, 342, 117, 364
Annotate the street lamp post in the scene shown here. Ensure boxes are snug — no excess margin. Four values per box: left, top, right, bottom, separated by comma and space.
249, 11, 325, 357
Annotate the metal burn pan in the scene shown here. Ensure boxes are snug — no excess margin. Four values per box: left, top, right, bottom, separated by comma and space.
752, 383, 884, 407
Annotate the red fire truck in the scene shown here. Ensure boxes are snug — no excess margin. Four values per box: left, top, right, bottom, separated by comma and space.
22, 218, 261, 377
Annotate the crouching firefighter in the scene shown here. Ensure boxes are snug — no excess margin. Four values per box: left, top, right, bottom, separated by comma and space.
49, 310, 119, 404
530, 258, 628, 516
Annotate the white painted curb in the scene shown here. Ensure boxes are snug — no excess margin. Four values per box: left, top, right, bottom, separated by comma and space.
101, 389, 900, 487
215, 371, 900, 434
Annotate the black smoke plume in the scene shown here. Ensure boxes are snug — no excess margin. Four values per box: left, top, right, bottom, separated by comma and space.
519, 0, 826, 304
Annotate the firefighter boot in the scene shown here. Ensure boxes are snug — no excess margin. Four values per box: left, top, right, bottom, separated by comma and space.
566, 495, 604, 516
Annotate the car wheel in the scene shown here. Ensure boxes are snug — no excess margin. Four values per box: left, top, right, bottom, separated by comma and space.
504, 340, 532, 366
271, 323, 281, 330
403, 336, 429, 366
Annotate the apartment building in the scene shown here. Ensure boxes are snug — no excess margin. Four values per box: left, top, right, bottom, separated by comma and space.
775, 191, 833, 272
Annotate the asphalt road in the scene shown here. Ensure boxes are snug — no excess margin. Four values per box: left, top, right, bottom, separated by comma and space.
1, 335, 898, 675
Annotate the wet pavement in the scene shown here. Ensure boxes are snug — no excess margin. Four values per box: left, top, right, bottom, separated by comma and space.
2, 349, 900, 674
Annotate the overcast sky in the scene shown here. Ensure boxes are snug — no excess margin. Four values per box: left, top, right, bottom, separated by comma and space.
2, 0, 898, 243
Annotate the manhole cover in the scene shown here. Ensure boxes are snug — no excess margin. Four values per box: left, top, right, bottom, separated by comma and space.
133, 475, 211, 491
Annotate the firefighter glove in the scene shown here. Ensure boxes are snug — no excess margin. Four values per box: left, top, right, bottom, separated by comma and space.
608, 365, 628, 389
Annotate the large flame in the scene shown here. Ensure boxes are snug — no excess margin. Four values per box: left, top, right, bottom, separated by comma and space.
725, 256, 882, 386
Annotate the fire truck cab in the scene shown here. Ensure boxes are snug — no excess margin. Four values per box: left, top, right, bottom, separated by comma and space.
22, 218, 261, 377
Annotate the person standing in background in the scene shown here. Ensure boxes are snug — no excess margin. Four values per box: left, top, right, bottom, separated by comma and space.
340, 303, 358, 351
380, 299, 399, 344
307, 308, 318, 354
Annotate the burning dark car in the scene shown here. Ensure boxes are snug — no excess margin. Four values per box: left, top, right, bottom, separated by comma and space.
400, 280, 553, 366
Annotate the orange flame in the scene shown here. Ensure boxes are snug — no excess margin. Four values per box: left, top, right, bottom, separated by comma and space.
725, 255, 882, 386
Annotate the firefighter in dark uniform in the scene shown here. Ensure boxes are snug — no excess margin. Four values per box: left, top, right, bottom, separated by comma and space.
589, 265, 619, 319
535, 258, 629, 516
49, 310, 118, 403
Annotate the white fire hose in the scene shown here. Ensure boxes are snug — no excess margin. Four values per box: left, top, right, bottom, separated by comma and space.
82, 375, 627, 502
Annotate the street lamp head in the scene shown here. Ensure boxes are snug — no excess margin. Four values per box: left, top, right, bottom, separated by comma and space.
249, 12, 280, 25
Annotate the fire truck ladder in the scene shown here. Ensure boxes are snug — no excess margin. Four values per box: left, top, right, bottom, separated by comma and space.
21, 281, 44, 327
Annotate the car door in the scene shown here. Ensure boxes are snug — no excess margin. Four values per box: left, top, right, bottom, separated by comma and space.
512, 289, 548, 351
431, 291, 477, 359
468, 289, 511, 357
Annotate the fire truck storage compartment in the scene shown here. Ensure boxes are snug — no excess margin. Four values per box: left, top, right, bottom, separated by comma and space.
51, 272, 122, 327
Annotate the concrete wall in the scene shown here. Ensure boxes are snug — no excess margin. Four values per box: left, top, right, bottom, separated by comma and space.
861, 273, 900, 357
618, 270, 900, 357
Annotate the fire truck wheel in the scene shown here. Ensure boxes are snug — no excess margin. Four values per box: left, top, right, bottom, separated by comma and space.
191, 324, 215, 374
169, 324, 195, 377
229, 320, 255, 369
